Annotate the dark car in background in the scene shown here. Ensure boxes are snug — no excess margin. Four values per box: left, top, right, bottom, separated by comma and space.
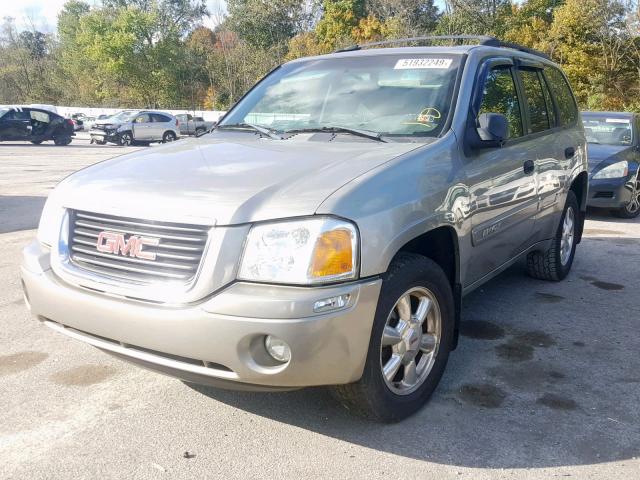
583, 111, 640, 218
0, 106, 74, 146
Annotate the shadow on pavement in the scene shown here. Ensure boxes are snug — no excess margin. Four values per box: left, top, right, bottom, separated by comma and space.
0, 196, 46, 233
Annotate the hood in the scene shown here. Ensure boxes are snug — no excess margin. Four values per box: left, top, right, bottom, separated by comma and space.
587, 143, 633, 173
56, 132, 427, 226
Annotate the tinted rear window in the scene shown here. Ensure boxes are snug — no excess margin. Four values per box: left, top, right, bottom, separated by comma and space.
545, 68, 577, 126
519, 69, 550, 133
151, 114, 171, 122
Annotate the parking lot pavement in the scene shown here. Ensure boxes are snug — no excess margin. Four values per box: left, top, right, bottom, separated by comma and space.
1, 141, 639, 479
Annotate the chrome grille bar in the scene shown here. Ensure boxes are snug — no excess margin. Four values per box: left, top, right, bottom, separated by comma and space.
68, 210, 210, 284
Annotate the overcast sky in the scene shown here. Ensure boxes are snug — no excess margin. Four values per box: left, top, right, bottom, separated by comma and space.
3, 0, 226, 32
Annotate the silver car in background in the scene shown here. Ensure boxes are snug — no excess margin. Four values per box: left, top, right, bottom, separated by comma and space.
89, 110, 180, 146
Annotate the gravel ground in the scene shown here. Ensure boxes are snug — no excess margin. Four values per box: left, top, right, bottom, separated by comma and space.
1, 136, 639, 479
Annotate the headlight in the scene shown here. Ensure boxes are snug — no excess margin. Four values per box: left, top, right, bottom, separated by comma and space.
593, 161, 628, 179
238, 217, 358, 284
37, 194, 65, 246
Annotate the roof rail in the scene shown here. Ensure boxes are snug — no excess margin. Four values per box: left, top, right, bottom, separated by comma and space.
334, 35, 551, 60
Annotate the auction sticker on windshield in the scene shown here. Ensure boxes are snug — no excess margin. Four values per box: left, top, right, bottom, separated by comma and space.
394, 58, 453, 69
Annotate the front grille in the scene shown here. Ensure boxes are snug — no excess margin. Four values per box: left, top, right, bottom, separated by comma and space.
68, 210, 210, 284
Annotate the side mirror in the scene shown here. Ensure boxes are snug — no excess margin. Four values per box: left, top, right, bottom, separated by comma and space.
477, 113, 508, 145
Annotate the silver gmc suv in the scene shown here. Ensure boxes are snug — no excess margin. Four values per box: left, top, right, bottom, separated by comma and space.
22, 36, 587, 421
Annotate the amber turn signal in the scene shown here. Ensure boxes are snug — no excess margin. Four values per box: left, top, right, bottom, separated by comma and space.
309, 229, 354, 278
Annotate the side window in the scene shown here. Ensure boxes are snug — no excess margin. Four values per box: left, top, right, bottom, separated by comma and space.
135, 114, 150, 123
540, 75, 557, 128
479, 66, 523, 139
30, 110, 50, 123
151, 114, 170, 122
544, 68, 578, 126
519, 69, 550, 134
5, 109, 30, 121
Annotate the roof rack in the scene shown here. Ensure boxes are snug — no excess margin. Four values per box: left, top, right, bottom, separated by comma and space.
334, 35, 551, 60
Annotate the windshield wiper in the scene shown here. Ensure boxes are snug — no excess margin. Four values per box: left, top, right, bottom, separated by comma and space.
216, 123, 282, 140
285, 126, 387, 143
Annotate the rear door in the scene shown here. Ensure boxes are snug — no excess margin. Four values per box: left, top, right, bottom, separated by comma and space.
132, 113, 152, 140
464, 59, 539, 285
151, 114, 173, 139
535, 66, 583, 239
515, 65, 566, 243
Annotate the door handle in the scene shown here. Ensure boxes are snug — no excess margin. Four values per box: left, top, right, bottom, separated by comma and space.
523, 159, 535, 175
565, 147, 575, 159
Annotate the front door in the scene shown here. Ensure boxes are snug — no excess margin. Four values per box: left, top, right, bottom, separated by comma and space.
132, 113, 152, 140
464, 63, 538, 286
0, 109, 31, 140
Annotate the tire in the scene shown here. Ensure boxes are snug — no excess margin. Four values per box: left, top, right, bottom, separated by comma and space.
527, 190, 579, 281
118, 132, 133, 146
613, 172, 640, 218
195, 127, 205, 137
30, 140, 43, 145
332, 253, 454, 422
162, 131, 177, 143
53, 136, 72, 146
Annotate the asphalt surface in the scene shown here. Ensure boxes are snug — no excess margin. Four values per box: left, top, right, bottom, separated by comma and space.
1, 135, 639, 479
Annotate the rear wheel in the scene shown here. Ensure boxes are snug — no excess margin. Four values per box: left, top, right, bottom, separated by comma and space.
527, 190, 579, 281
53, 135, 72, 146
614, 172, 640, 218
332, 253, 454, 422
162, 131, 176, 143
195, 127, 205, 137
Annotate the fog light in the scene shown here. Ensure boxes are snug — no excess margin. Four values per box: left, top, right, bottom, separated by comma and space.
265, 335, 291, 363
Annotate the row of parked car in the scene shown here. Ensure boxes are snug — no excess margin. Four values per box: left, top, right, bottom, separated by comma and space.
0, 107, 216, 148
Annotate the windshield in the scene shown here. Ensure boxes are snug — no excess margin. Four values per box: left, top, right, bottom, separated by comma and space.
108, 110, 138, 123
0, 108, 9, 118
582, 115, 633, 146
220, 54, 462, 139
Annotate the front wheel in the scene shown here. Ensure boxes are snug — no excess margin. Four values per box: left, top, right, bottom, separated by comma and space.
118, 132, 133, 146
332, 253, 454, 422
162, 131, 176, 143
527, 190, 579, 281
614, 172, 640, 218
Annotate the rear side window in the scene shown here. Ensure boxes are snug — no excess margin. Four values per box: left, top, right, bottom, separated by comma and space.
479, 66, 523, 139
519, 69, 550, 134
151, 114, 171, 122
540, 76, 557, 127
545, 68, 577, 126
30, 110, 50, 123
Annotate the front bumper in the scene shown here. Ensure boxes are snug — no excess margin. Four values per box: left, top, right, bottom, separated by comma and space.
89, 129, 118, 143
587, 175, 634, 208
21, 240, 381, 390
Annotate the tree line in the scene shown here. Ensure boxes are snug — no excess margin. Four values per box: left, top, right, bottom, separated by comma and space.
0, 0, 639, 112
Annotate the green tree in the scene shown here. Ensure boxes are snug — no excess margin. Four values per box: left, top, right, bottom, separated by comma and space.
226, 0, 308, 49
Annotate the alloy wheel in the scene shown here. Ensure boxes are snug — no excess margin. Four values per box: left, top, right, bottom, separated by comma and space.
380, 286, 441, 396
560, 206, 575, 266
625, 174, 640, 214
120, 133, 132, 146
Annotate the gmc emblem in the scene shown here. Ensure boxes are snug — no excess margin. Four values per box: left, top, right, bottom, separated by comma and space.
96, 231, 160, 261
